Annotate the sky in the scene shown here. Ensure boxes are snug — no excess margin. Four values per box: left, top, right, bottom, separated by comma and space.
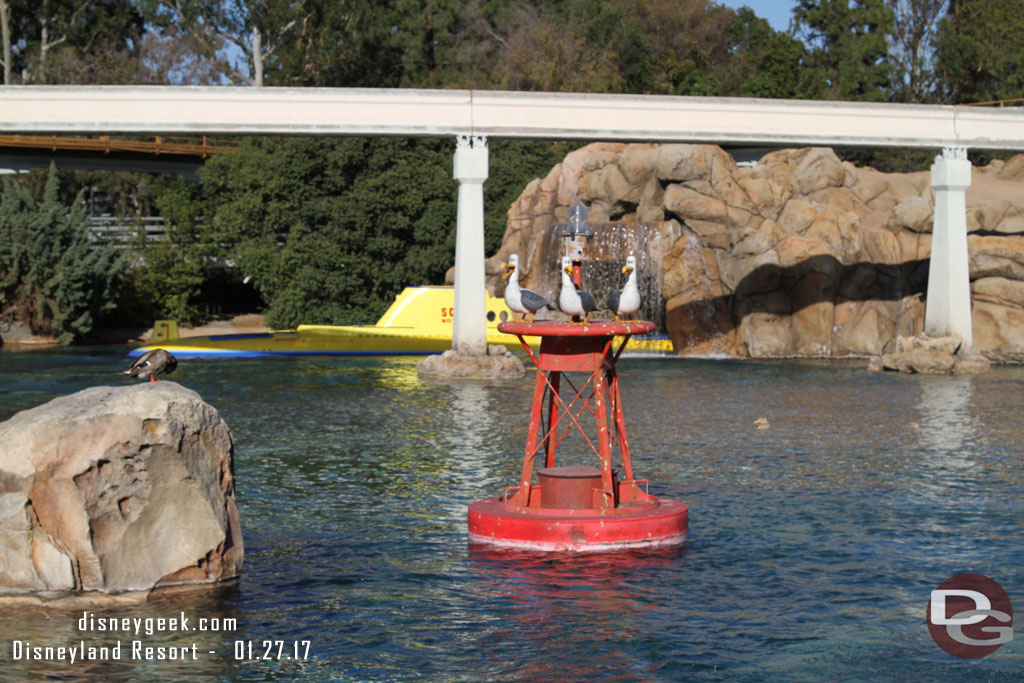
717, 0, 798, 33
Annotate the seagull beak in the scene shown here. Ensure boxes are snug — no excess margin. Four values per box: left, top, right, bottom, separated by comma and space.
622, 265, 633, 275
564, 266, 573, 276
501, 263, 512, 279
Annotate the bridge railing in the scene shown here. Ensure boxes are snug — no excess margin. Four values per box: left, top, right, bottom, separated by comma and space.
87, 215, 167, 247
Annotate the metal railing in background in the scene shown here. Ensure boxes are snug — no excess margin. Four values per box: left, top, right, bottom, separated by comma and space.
0, 134, 235, 158
87, 215, 168, 246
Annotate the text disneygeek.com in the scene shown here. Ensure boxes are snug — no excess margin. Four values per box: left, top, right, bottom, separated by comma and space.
6, 611, 311, 664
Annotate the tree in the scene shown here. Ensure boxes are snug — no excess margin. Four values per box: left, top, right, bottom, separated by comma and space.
592, 0, 735, 96
0, 0, 11, 84
722, 7, 805, 99
10, 0, 144, 84
134, 25, 226, 85
793, 0, 894, 101
391, 0, 463, 87
934, 0, 1024, 104
137, 0, 310, 86
0, 165, 124, 343
183, 134, 570, 328
886, 0, 944, 103
270, 0, 402, 87
485, 2, 624, 93
116, 175, 223, 325
187, 137, 447, 327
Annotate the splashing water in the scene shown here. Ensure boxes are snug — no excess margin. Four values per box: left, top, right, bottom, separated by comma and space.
522, 221, 682, 331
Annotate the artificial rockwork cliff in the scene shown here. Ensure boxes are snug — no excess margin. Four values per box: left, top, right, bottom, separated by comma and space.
0, 382, 243, 601
484, 142, 1024, 361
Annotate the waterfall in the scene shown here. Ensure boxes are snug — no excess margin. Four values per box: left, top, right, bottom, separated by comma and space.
521, 221, 681, 333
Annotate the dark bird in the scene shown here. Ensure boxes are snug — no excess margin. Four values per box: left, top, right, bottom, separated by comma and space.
558, 256, 597, 323
124, 349, 177, 382
502, 253, 551, 322
608, 255, 642, 322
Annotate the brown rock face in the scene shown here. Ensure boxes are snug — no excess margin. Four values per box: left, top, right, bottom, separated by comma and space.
0, 382, 243, 600
871, 334, 991, 374
489, 142, 1024, 361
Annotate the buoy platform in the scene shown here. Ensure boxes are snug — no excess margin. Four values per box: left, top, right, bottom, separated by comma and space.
468, 320, 688, 552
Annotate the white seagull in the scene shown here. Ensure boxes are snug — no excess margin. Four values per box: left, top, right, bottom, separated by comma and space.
608, 255, 641, 322
558, 256, 597, 323
501, 254, 550, 322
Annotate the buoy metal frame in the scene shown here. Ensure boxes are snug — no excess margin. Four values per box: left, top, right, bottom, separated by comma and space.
467, 319, 688, 552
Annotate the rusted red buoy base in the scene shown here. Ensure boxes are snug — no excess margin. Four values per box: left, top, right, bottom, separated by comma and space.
468, 496, 688, 553
475, 319, 688, 552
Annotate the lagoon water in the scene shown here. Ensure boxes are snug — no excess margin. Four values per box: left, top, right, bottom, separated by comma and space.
0, 347, 1022, 681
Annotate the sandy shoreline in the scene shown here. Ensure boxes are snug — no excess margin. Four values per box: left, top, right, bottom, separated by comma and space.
1, 314, 271, 347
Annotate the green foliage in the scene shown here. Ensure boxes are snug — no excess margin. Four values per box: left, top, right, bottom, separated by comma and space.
793, 0, 894, 101
392, 0, 466, 87
192, 136, 572, 328
887, 0, 945, 103
0, 165, 124, 344
595, 0, 735, 96
723, 8, 805, 98
271, 2, 404, 87
6, 0, 145, 84
116, 175, 219, 326
121, 242, 206, 325
934, 0, 1024, 104
194, 137, 450, 327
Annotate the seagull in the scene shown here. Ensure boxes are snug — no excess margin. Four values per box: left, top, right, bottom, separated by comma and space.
501, 253, 551, 322
608, 255, 642, 322
124, 349, 177, 382
558, 256, 597, 323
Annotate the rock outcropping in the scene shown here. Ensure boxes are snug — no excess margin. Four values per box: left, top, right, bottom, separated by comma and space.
418, 344, 525, 379
484, 143, 1024, 361
869, 334, 991, 374
0, 382, 243, 600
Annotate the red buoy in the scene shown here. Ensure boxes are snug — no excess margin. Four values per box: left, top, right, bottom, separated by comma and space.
468, 319, 688, 552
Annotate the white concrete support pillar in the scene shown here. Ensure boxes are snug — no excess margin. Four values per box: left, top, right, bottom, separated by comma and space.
925, 146, 973, 350
451, 134, 488, 355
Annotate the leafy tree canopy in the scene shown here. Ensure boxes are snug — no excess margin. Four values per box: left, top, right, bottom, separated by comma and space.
794, 0, 894, 101
934, 0, 1024, 104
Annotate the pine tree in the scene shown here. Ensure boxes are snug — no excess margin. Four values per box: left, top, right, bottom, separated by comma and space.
794, 0, 894, 101
0, 164, 124, 343
934, 0, 1024, 104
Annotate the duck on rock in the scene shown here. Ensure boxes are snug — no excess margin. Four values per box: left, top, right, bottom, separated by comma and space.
124, 348, 177, 382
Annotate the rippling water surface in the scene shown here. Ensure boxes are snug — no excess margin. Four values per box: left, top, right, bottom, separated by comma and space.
0, 347, 1022, 681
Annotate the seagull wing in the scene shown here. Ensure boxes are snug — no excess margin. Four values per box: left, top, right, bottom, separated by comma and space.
520, 289, 550, 313
578, 290, 597, 313
608, 289, 622, 314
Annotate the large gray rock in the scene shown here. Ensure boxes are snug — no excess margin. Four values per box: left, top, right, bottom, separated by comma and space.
0, 382, 243, 600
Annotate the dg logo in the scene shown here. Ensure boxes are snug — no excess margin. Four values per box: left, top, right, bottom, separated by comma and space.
927, 573, 1013, 659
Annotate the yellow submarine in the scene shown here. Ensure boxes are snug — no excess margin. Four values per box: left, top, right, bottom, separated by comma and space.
129, 286, 673, 358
